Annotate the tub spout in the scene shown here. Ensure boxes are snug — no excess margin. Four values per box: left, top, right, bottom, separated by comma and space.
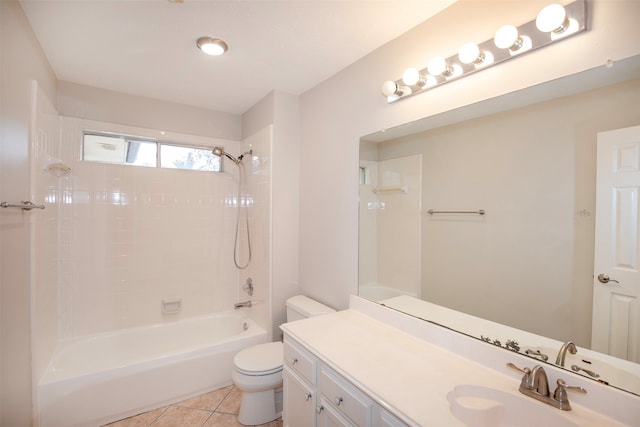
234, 300, 253, 309
555, 341, 577, 367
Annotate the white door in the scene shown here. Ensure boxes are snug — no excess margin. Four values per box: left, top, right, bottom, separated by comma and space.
592, 125, 640, 363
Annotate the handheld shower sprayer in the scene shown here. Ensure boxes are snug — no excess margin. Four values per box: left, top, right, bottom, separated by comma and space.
211, 146, 254, 269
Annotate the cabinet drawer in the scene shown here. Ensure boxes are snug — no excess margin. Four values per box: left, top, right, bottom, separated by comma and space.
284, 339, 315, 384
318, 365, 372, 426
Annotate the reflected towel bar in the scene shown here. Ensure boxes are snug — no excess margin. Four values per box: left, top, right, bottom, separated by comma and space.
373, 185, 408, 194
427, 209, 485, 215
1, 201, 45, 210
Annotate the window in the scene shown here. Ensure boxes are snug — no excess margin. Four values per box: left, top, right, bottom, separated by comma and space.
359, 166, 369, 185
83, 133, 157, 166
160, 144, 221, 171
83, 133, 221, 172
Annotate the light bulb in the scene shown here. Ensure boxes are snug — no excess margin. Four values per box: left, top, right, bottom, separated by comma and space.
458, 43, 484, 65
402, 68, 421, 86
381, 81, 402, 97
427, 56, 453, 77
494, 25, 522, 50
196, 37, 228, 56
536, 4, 568, 33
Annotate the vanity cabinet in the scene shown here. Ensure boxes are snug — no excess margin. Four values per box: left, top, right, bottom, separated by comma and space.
283, 337, 408, 427
283, 368, 316, 426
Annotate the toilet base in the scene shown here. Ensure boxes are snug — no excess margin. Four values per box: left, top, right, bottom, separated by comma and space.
238, 387, 283, 426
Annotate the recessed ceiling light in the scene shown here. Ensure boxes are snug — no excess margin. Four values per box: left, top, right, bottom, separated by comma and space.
196, 37, 228, 56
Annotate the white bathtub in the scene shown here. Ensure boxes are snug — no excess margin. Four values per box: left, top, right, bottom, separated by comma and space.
37, 311, 267, 427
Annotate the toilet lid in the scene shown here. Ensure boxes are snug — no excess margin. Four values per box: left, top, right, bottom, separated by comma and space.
234, 342, 283, 374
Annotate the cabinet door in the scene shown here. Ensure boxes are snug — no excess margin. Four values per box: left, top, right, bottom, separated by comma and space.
283, 367, 315, 427
317, 397, 357, 427
374, 408, 409, 427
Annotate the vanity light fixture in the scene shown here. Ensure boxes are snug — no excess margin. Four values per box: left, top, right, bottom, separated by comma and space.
381, 0, 587, 103
196, 37, 228, 56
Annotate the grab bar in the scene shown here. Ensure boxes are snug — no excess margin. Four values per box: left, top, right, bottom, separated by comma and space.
427, 209, 484, 215
1, 201, 45, 211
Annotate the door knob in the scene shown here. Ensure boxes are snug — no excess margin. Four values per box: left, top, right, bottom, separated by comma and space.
597, 274, 619, 284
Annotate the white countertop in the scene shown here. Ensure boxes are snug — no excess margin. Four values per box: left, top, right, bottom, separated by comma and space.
280, 299, 635, 426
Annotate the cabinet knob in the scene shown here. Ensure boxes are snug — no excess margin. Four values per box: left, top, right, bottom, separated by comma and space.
304, 392, 312, 401
291, 357, 298, 365
316, 405, 324, 414
335, 396, 344, 406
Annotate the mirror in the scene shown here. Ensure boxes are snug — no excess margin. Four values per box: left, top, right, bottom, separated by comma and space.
359, 55, 640, 396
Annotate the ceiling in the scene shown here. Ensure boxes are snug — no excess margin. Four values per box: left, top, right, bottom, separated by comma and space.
19, 0, 456, 115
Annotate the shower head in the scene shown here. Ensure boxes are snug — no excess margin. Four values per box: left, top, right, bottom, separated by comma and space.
212, 146, 239, 164
212, 146, 253, 165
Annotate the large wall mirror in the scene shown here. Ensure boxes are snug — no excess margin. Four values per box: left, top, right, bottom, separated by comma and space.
359, 54, 640, 396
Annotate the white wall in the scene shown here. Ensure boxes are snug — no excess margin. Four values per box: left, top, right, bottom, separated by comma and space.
58, 81, 241, 141
243, 91, 301, 339
298, 0, 640, 310
0, 1, 57, 425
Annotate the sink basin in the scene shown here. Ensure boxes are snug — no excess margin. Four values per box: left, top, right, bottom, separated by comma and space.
447, 385, 579, 427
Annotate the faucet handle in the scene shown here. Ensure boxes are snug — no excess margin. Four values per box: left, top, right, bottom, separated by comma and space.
506, 363, 533, 389
506, 362, 531, 376
553, 379, 587, 411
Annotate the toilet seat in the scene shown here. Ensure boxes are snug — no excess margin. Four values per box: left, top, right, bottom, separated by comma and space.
234, 342, 283, 376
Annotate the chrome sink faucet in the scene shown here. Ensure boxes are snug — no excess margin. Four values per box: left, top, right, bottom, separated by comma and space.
507, 363, 586, 411
555, 341, 577, 367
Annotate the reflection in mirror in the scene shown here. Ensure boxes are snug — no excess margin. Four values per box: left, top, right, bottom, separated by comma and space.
359, 55, 640, 395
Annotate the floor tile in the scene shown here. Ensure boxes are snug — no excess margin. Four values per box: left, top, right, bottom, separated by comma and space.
202, 412, 242, 427
216, 386, 242, 415
150, 406, 212, 427
104, 407, 168, 427
176, 386, 233, 411
103, 385, 283, 427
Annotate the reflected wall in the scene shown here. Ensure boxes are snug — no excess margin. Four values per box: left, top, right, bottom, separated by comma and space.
360, 78, 640, 348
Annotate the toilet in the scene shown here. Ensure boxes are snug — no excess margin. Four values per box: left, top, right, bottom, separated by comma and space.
232, 295, 335, 425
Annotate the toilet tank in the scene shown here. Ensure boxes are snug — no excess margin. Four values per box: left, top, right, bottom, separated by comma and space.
285, 295, 335, 322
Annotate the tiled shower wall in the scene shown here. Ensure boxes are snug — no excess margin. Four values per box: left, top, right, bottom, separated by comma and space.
358, 155, 422, 298
54, 116, 245, 339
31, 82, 62, 383
236, 125, 273, 340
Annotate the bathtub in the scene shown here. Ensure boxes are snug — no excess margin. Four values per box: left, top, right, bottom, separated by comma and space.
37, 311, 267, 427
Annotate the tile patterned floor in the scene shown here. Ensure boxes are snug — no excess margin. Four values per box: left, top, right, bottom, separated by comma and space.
104, 385, 282, 427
